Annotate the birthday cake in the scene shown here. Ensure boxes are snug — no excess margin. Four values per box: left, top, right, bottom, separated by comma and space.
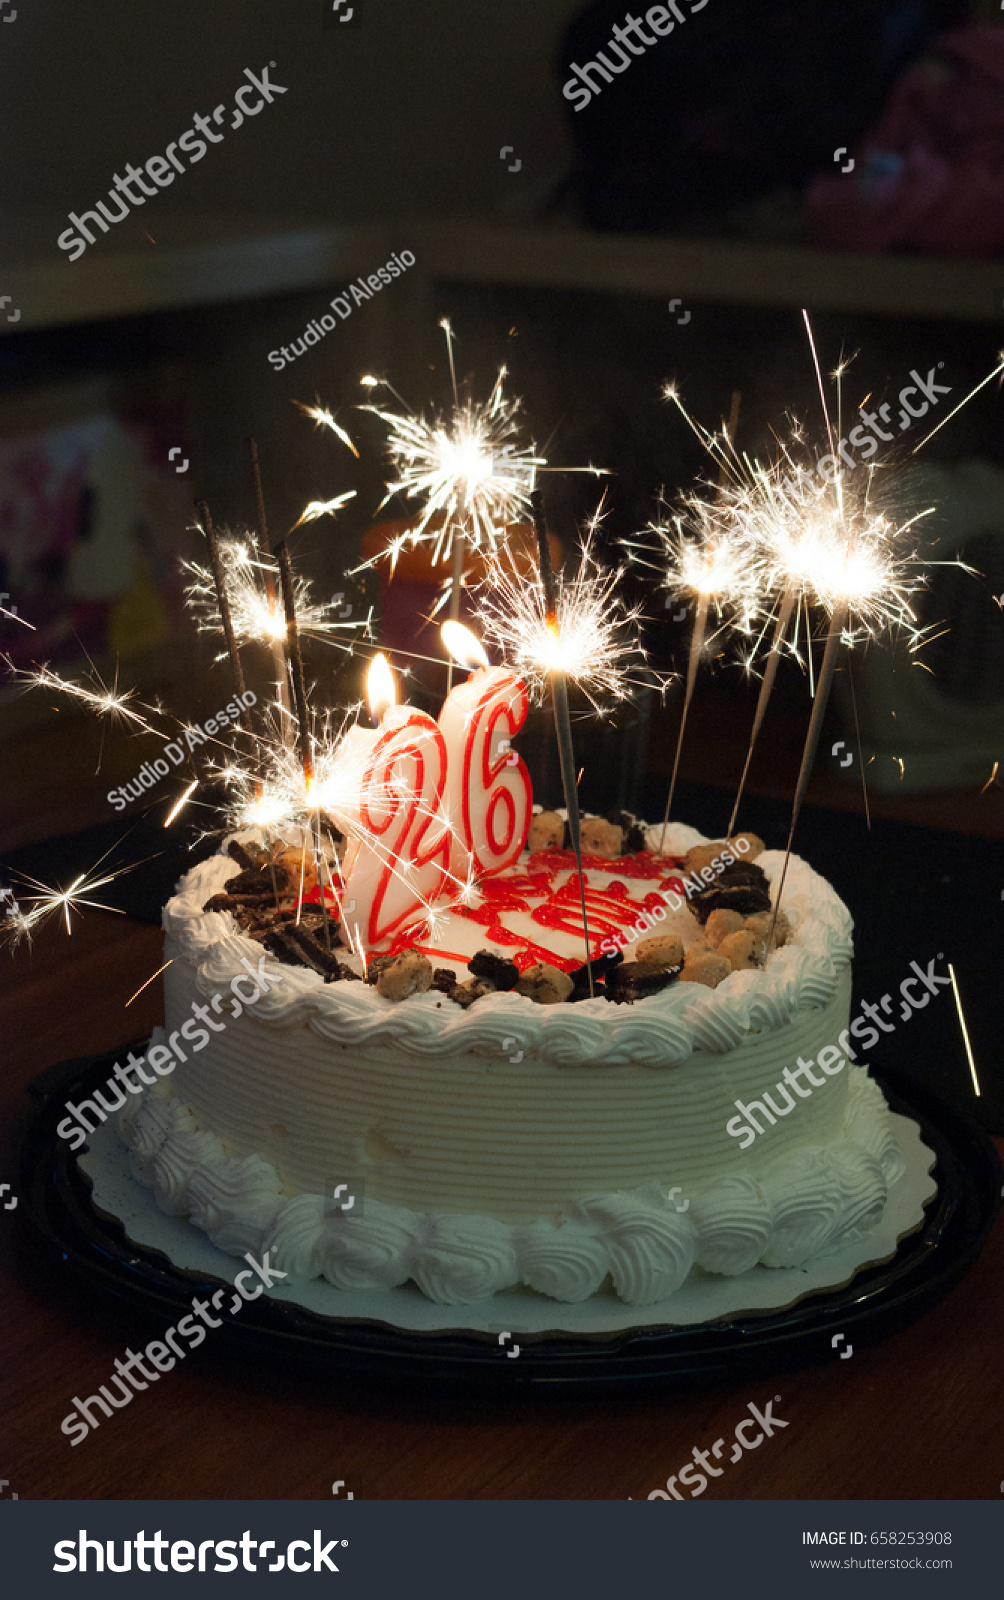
118, 816, 908, 1308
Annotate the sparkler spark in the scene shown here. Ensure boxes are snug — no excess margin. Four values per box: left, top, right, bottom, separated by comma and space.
296, 401, 360, 458
475, 529, 654, 711
292, 490, 357, 529
744, 462, 936, 647
163, 778, 199, 827
183, 531, 369, 653
6, 659, 162, 735
125, 959, 173, 1007
360, 377, 545, 569
948, 962, 980, 1097
350, 321, 606, 585
1, 853, 137, 950
625, 490, 765, 637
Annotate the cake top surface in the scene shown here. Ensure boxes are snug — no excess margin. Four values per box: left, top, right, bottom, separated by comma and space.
163, 822, 854, 1068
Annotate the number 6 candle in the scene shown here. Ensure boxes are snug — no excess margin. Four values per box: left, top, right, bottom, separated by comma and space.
439, 621, 532, 884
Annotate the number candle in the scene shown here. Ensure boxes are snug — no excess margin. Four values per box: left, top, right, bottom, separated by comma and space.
334, 655, 453, 951
438, 621, 532, 885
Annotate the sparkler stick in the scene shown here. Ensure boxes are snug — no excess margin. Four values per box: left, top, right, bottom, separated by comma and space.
274, 539, 333, 952
658, 390, 741, 855
530, 489, 594, 995
727, 581, 796, 838
199, 498, 282, 908
197, 501, 250, 720
248, 439, 293, 727
768, 600, 847, 945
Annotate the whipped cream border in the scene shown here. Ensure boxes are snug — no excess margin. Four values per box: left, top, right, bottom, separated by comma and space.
119, 1066, 906, 1308
163, 825, 854, 1069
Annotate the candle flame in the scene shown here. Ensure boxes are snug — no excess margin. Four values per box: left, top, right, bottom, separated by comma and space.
441, 620, 489, 672
367, 653, 396, 724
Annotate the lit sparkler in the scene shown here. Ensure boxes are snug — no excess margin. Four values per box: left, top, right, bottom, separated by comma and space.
357, 321, 547, 575
529, 490, 594, 993
625, 391, 745, 851
475, 516, 652, 715
183, 531, 368, 654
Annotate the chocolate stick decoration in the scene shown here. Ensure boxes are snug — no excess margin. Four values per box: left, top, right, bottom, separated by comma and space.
197, 499, 282, 909
274, 539, 333, 952
531, 489, 594, 997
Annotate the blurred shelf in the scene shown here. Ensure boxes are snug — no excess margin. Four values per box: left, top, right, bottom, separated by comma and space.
2, 213, 1003, 334
412, 220, 1004, 325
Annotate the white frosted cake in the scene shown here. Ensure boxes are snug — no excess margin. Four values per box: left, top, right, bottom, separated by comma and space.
118, 820, 907, 1308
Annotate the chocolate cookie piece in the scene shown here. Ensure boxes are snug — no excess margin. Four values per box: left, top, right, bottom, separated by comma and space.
688, 861, 771, 924
431, 966, 458, 993
224, 865, 291, 898
274, 921, 344, 980
468, 949, 520, 991
448, 977, 495, 1009
375, 949, 433, 1002
605, 960, 677, 1003
579, 817, 624, 858
527, 810, 565, 853
634, 935, 684, 969
567, 949, 623, 1003
516, 963, 574, 1005
204, 893, 244, 914
625, 824, 647, 854
365, 954, 396, 987
691, 884, 773, 922
566, 949, 623, 992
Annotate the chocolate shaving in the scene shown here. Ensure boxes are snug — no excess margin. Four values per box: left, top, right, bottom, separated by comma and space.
228, 839, 266, 872
282, 922, 343, 978
265, 923, 342, 979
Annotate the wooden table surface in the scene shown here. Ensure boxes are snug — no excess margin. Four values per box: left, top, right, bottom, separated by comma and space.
1, 913, 1001, 1503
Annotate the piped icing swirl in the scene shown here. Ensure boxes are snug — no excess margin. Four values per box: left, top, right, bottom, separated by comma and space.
118, 1063, 905, 1307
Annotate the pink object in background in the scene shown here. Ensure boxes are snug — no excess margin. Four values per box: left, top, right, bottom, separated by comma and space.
807, 26, 1004, 256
